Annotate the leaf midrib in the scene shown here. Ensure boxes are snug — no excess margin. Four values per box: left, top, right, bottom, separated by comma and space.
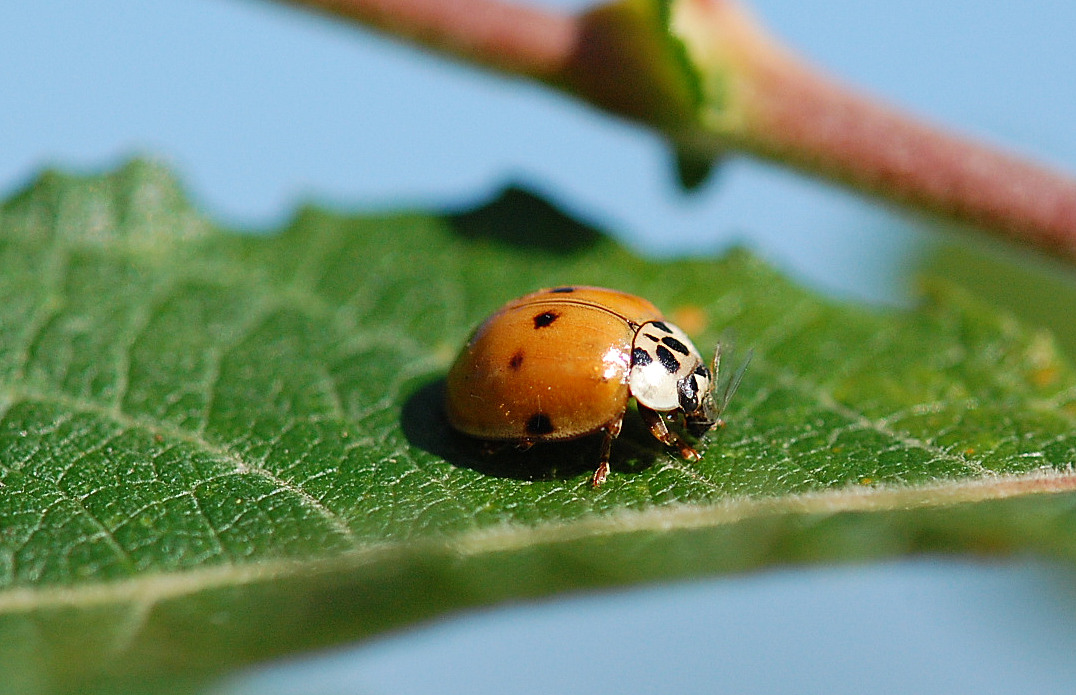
2, 468, 1073, 615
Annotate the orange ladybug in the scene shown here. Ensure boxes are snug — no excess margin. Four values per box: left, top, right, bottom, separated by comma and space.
445, 286, 735, 486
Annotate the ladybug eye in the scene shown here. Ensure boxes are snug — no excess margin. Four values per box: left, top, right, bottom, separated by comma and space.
677, 374, 700, 412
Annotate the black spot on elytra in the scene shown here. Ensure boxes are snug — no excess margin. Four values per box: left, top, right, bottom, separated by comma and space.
526, 412, 555, 435
644, 333, 660, 342
661, 336, 690, 356
656, 345, 681, 373
402, 378, 639, 485
533, 311, 559, 329
550, 287, 575, 293
508, 351, 525, 370
631, 347, 652, 368
651, 321, 672, 333
678, 374, 700, 412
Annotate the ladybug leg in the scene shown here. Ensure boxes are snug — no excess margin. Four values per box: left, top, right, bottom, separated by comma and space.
639, 406, 701, 461
591, 417, 622, 487
478, 440, 530, 456
479, 441, 506, 456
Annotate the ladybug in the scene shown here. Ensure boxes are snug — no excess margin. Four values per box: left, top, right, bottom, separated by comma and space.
445, 286, 737, 486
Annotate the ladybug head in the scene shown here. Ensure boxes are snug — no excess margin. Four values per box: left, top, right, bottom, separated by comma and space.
684, 344, 751, 438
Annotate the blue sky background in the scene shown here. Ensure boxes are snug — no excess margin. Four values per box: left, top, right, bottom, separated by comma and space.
9, 0, 1076, 305
6, 0, 1076, 692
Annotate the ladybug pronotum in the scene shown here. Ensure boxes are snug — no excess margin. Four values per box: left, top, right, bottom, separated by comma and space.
445, 286, 729, 486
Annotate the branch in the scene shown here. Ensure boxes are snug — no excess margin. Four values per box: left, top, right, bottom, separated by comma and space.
284, 0, 579, 81
282, 0, 1076, 262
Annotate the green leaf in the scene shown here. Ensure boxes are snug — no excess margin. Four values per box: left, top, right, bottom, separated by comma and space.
3, 160, 1076, 694
923, 238, 1076, 361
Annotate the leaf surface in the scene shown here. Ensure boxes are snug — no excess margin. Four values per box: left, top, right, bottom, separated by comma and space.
2, 162, 1076, 694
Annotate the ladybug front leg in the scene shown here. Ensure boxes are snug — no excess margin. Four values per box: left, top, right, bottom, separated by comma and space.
638, 405, 701, 462
591, 417, 622, 487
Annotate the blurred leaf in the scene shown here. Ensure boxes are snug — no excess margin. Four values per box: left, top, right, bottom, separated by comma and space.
2, 161, 1076, 694
672, 146, 721, 190
922, 236, 1076, 360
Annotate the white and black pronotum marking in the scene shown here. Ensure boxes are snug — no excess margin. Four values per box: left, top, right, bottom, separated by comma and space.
628, 320, 712, 415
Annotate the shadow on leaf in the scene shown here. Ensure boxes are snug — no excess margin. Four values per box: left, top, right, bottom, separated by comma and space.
401, 378, 663, 483
445, 185, 603, 254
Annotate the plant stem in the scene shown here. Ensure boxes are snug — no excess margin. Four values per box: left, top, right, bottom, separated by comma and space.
283, 0, 579, 81
280, 0, 1076, 263
731, 25, 1076, 258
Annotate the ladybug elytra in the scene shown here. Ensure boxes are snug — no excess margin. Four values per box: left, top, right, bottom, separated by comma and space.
445, 286, 740, 486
